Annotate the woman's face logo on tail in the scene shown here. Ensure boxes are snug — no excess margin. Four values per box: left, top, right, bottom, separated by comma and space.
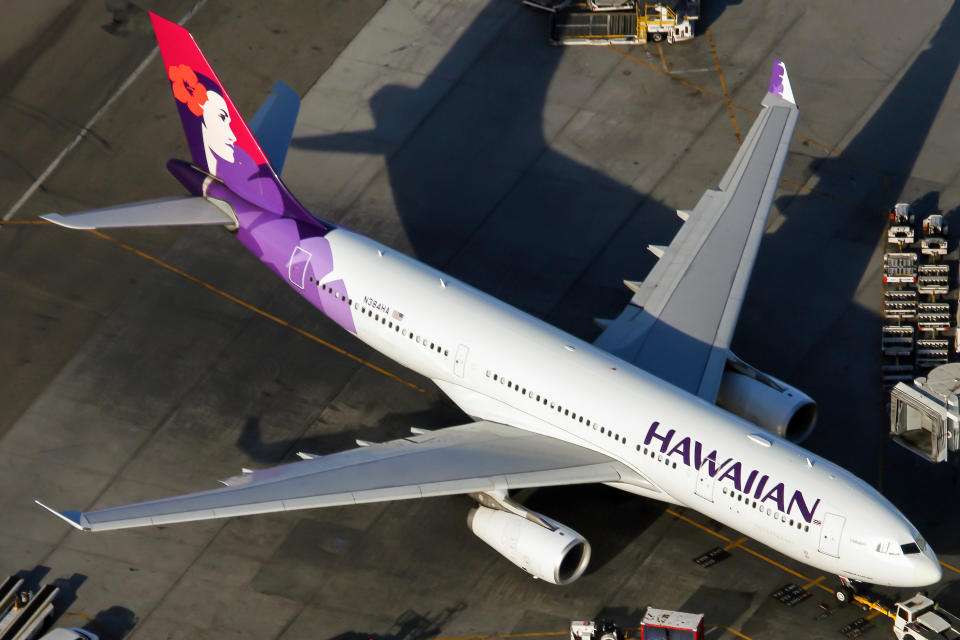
168, 64, 236, 173
201, 91, 236, 163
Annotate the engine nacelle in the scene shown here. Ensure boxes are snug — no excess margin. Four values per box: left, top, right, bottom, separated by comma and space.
467, 506, 590, 585
716, 359, 817, 442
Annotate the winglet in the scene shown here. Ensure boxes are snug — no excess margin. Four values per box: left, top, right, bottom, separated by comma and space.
34, 499, 86, 531
768, 59, 796, 105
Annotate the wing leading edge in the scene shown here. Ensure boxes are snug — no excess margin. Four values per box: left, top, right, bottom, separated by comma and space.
36, 421, 653, 532
594, 60, 799, 402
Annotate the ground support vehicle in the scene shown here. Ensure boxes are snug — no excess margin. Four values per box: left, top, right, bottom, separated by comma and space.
847, 591, 959, 639
890, 225, 916, 248
570, 620, 624, 640
884, 253, 919, 284
918, 264, 950, 295
883, 325, 915, 356
883, 203, 960, 447
571, 609, 704, 640
528, 1, 699, 46
885, 290, 918, 320
640, 609, 704, 640
0, 577, 59, 640
922, 237, 948, 257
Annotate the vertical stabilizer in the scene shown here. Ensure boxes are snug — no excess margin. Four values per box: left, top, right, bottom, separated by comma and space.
150, 12, 325, 227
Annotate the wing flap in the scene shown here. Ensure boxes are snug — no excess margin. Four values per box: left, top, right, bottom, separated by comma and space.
40, 421, 650, 532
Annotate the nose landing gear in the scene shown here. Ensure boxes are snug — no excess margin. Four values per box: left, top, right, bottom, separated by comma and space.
835, 576, 860, 605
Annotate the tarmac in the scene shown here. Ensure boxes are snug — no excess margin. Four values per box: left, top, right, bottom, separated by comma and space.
0, 0, 959, 638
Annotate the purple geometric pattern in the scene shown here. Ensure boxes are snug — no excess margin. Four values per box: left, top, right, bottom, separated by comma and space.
205, 180, 357, 334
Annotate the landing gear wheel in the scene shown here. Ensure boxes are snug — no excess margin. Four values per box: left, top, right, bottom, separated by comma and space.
835, 586, 853, 605
650, 32, 665, 42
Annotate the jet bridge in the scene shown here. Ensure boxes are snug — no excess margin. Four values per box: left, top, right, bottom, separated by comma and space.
890, 363, 960, 463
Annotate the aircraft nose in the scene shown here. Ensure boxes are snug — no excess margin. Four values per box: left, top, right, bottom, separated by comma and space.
914, 548, 942, 586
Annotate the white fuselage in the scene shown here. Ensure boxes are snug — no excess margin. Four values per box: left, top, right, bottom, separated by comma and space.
284, 225, 940, 587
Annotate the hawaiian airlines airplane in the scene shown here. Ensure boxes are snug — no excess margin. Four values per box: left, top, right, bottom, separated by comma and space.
36, 13, 940, 596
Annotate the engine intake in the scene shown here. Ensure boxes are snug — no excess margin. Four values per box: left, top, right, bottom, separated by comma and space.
467, 505, 590, 585
716, 357, 817, 442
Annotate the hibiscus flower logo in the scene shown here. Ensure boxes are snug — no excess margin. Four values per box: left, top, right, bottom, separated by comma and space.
168, 64, 208, 116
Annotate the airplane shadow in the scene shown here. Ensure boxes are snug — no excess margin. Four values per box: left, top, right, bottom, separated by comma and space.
237, 403, 465, 464
740, 0, 960, 553
327, 603, 467, 640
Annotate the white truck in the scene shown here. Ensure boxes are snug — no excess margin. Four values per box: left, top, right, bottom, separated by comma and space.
849, 592, 960, 640
891, 593, 960, 640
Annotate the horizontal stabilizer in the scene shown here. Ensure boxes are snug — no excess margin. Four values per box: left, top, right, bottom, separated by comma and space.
42, 196, 236, 230
249, 80, 301, 175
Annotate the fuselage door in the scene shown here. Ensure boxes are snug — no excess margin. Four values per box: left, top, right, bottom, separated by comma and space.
818, 512, 845, 557
288, 246, 312, 290
454, 344, 469, 378
694, 453, 719, 502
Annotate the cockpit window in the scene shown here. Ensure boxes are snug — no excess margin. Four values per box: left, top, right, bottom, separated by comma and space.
901, 542, 921, 555
916, 535, 927, 552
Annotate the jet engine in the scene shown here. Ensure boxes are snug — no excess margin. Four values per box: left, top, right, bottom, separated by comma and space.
467, 505, 590, 585
716, 356, 817, 442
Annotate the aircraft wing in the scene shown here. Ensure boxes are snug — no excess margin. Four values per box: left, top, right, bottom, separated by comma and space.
594, 60, 799, 402
37, 421, 650, 532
